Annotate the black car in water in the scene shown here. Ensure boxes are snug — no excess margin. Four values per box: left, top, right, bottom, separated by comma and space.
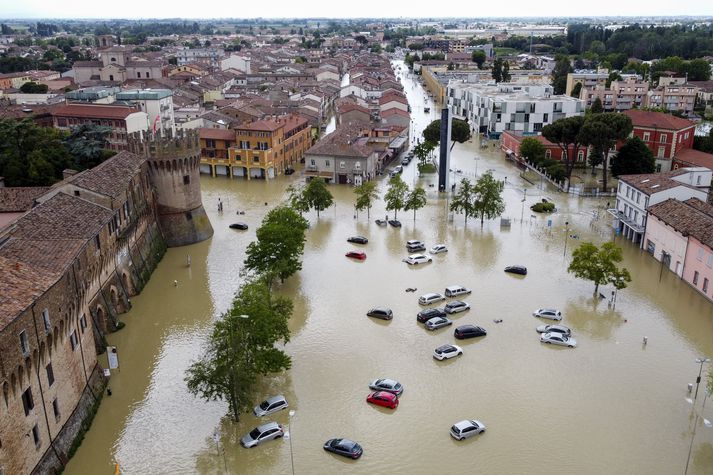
454, 324, 487, 339
504, 265, 527, 275
229, 222, 249, 230
323, 438, 363, 459
347, 236, 369, 244
417, 307, 447, 323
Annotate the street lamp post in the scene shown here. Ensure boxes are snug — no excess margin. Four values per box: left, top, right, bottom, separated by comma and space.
563, 221, 570, 257
694, 357, 710, 401
288, 410, 296, 475
521, 188, 527, 223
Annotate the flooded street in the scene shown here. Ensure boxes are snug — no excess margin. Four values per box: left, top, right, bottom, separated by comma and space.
65, 62, 713, 475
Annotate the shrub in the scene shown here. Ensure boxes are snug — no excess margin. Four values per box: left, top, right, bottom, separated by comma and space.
531, 202, 556, 213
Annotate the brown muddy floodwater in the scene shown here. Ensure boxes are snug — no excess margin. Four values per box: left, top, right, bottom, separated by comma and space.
64, 64, 713, 475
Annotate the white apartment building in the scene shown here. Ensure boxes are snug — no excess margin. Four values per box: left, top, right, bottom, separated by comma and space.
446, 82, 584, 137
608, 167, 711, 246
115, 89, 176, 134
176, 48, 225, 67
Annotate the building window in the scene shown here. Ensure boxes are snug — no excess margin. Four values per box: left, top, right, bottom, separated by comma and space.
137, 72, 141, 78
340, 161, 346, 169
643, 132, 650, 141
545, 150, 551, 159
80, 314, 87, 333
252, 156, 260, 163
69, 330, 78, 351
185, 212, 193, 221
22, 387, 34, 416
52, 398, 60, 421
109, 75, 114, 81
146, 72, 150, 78
42, 309, 51, 333
46, 363, 54, 387
657, 146, 665, 158
704, 278, 710, 293
693, 271, 699, 285
19, 330, 29, 356
325, 160, 330, 167
95, 235, 101, 250
183, 175, 190, 185
698, 248, 705, 261
660, 134, 667, 143
31, 424, 40, 448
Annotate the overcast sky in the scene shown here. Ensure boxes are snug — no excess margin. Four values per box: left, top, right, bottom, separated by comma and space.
1, 0, 712, 20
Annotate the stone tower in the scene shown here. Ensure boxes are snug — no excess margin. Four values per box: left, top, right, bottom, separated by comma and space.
129, 129, 214, 247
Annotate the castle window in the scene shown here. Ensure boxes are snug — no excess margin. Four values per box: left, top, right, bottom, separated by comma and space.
80, 314, 87, 333
183, 175, 190, 185
31, 424, 40, 447
185, 212, 193, 221
69, 330, 78, 351
22, 387, 34, 416
52, 398, 60, 421
46, 363, 54, 387
19, 331, 29, 357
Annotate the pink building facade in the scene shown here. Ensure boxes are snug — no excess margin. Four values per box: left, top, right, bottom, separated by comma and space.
643, 213, 688, 277
684, 236, 713, 302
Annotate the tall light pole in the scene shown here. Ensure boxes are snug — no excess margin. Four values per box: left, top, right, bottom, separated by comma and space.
288, 410, 296, 475
694, 357, 710, 401
684, 389, 712, 475
521, 188, 527, 222
563, 221, 570, 257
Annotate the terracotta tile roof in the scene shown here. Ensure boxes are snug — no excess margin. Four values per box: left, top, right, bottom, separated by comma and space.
306, 124, 371, 158
70, 150, 145, 199
9, 192, 113, 240
0, 255, 59, 331
623, 110, 695, 131
236, 118, 283, 132
51, 103, 141, 120
200, 128, 236, 141
338, 102, 370, 115
381, 108, 410, 117
647, 198, 713, 248
0, 187, 51, 212
675, 149, 713, 169
0, 238, 85, 275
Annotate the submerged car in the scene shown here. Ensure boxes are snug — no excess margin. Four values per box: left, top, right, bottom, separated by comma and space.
367, 307, 393, 320
536, 324, 571, 336
417, 307, 447, 323
433, 344, 463, 360
404, 254, 433, 265
388, 219, 402, 228
406, 240, 426, 252
444, 300, 470, 314
504, 265, 527, 275
229, 222, 249, 230
253, 395, 288, 417
425, 316, 453, 331
375, 219, 388, 226
445, 285, 471, 298
454, 325, 487, 339
540, 332, 577, 347
347, 236, 368, 244
450, 420, 486, 440
240, 422, 284, 448
533, 308, 562, 321
323, 438, 363, 459
419, 292, 446, 305
345, 251, 367, 260
366, 391, 399, 409
368, 378, 403, 395
430, 244, 448, 254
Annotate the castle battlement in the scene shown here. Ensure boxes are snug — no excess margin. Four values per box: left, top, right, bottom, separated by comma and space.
128, 129, 200, 161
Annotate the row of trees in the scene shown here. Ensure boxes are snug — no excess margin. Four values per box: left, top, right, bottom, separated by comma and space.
449, 171, 505, 226
186, 204, 309, 421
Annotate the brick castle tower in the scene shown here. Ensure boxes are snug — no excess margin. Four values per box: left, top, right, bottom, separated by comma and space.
129, 129, 214, 246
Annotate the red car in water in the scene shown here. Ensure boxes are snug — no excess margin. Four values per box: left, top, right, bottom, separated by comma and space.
366, 391, 399, 409
346, 251, 367, 260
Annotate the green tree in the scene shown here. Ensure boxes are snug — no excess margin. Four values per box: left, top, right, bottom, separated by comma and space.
0, 118, 73, 186
491, 58, 503, 82
449, 178, 477, 224
19, 81, 49, 94
304, 177, 333, 217
611, 136, 655, 176
384, 174, 408, 219
422, 118, 471, 152
551, 55, 573, 95
570, 82, 583, 98
502, 61, 511, 82
354, 180, 379, 219
578, 113, 633, 191
285, 183, 309, 215
590, 97, 604, 113
471, 50, 486, 69
473, 171, 505, 226
404, 186, 427, 221
244, 205, 309, 284
519, 137, 546, 165
687, 58, 712, 81
185, 278, 292, 422
64, 124, 112, 169
568, 241, 632, 294
541, 115, 586, 190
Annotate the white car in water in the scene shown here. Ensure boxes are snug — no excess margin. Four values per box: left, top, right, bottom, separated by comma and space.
430, 244, 448, 254
433, 344, 463, 360
540, 332, 577, 348
403, 253, 433, 265
533, 308, 562, 321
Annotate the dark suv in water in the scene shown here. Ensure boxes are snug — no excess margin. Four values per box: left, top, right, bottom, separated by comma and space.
454, 324, 487, 339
